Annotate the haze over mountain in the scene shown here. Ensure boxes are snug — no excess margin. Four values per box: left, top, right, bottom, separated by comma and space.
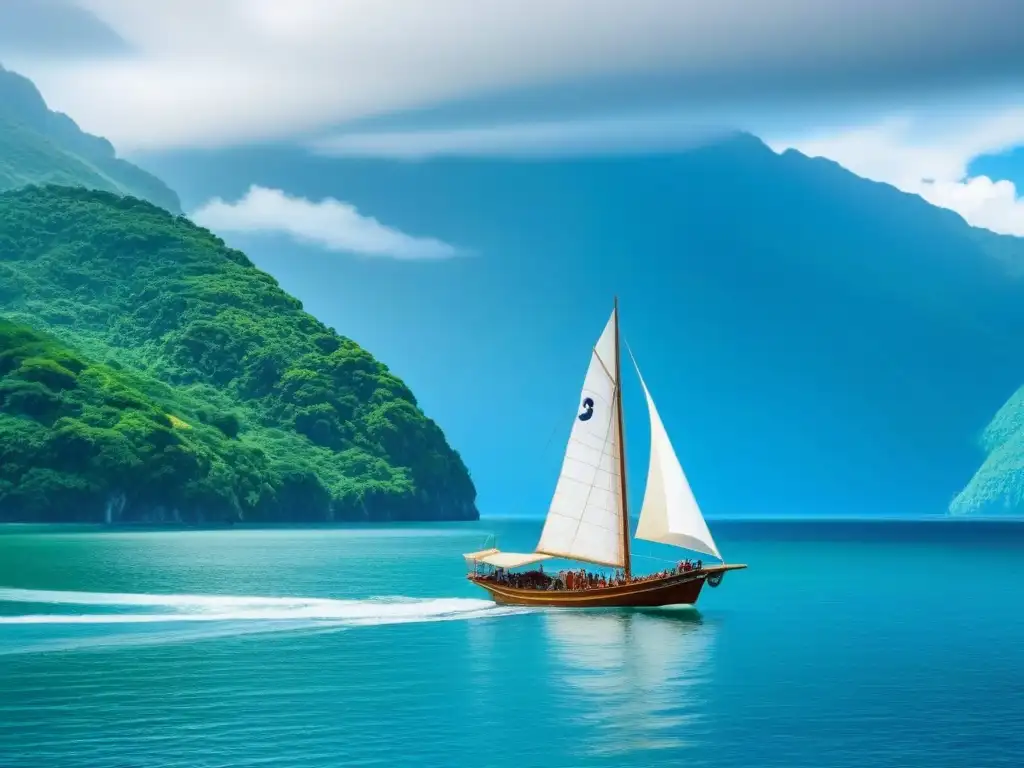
143, 134, 1024, 519
2, 58, 1023, 520
0, 64, 180, 213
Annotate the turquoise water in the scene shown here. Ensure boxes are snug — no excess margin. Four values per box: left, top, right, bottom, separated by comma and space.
1, 519, 1022, 767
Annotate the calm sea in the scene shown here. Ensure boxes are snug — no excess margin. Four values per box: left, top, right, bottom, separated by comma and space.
1, 518, 1022, 768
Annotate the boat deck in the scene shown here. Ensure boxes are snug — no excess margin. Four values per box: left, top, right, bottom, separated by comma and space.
470, 564, 747, 608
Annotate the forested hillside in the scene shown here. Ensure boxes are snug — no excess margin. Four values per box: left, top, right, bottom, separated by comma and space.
0, 185, 478, 523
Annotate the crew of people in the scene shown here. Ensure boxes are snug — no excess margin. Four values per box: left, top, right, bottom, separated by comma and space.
481, 559, 704, 591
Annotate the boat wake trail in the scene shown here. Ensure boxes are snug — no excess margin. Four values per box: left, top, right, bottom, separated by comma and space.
0, 587, 527, 627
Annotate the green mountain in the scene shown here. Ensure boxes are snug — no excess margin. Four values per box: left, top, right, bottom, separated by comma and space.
0, 64, 181, 213
951, 388, 1024, 516
0, 185, 478, 523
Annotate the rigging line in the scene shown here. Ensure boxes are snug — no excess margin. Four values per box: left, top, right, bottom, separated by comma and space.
541, 420, 561, 455
542, 347, 612, 457
541, 384, 620, 564
562, 391, 614, 544
630, 552, 685, 565
623, 338, 647, 392
592, 345, 614, 383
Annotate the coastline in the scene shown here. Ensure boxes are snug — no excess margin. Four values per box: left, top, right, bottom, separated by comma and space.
5, 514, 1024, 535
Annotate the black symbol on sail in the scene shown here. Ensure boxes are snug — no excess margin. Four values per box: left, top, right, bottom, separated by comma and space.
578, 397, 595, 422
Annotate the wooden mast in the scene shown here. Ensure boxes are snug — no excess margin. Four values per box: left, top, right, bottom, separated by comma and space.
613, 296, 632, 579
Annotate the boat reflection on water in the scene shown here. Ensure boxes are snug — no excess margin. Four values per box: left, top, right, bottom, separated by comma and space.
544, 608, 715, 756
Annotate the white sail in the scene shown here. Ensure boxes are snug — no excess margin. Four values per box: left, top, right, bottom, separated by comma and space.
631, 352, 722, 561
536, 309, 626, 568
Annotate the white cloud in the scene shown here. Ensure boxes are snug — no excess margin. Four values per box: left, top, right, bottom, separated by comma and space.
5, 0, 1023, 151
311, 114, 731, 159
766, 108, 1024, 236
8, 2, 1024, 240
190, 186, 458, 259
314, 101, 1024, 237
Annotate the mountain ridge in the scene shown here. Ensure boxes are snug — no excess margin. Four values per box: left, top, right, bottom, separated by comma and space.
0, 63, 181, 213
147, 130, 1024, 518
4, 60, 1024, 518
772, 143, 1024, 516
0, 184, 477, 524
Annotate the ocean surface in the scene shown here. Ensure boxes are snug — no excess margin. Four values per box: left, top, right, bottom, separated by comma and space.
1, 518, 1023, 768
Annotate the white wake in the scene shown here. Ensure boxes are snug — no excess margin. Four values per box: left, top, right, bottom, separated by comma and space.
0, 588, 527, 627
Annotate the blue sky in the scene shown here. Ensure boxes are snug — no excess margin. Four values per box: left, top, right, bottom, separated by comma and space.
3, 0, 1024, 518
971, 146, 1024, 191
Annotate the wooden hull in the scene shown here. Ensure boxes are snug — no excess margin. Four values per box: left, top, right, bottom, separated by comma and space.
469, 564, 746, 608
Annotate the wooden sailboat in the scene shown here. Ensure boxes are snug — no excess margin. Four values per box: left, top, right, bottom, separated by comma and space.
465, 299, 746, 608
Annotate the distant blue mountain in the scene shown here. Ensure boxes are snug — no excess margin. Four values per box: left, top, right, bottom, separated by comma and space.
148, 132, 1024, 517
0, 64, 181, 213
511, 135, 1024, 518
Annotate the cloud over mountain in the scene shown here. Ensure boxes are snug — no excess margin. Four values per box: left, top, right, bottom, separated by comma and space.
769, 107, 1024, 236
191, 186, 459, 260
6, 0, 1023, 151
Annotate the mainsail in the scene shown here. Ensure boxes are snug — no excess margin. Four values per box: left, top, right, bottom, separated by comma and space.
463, 301, 725, 573
630, 350, 722, 561
535, 309, 626, 568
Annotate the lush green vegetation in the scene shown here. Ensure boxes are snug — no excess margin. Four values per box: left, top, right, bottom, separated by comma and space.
950, 387, 1024, 516
0, 65, 181, 213
0, 185, 477, 523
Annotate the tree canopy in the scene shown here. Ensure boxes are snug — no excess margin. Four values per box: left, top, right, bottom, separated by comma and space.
0, 185, 477, 523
